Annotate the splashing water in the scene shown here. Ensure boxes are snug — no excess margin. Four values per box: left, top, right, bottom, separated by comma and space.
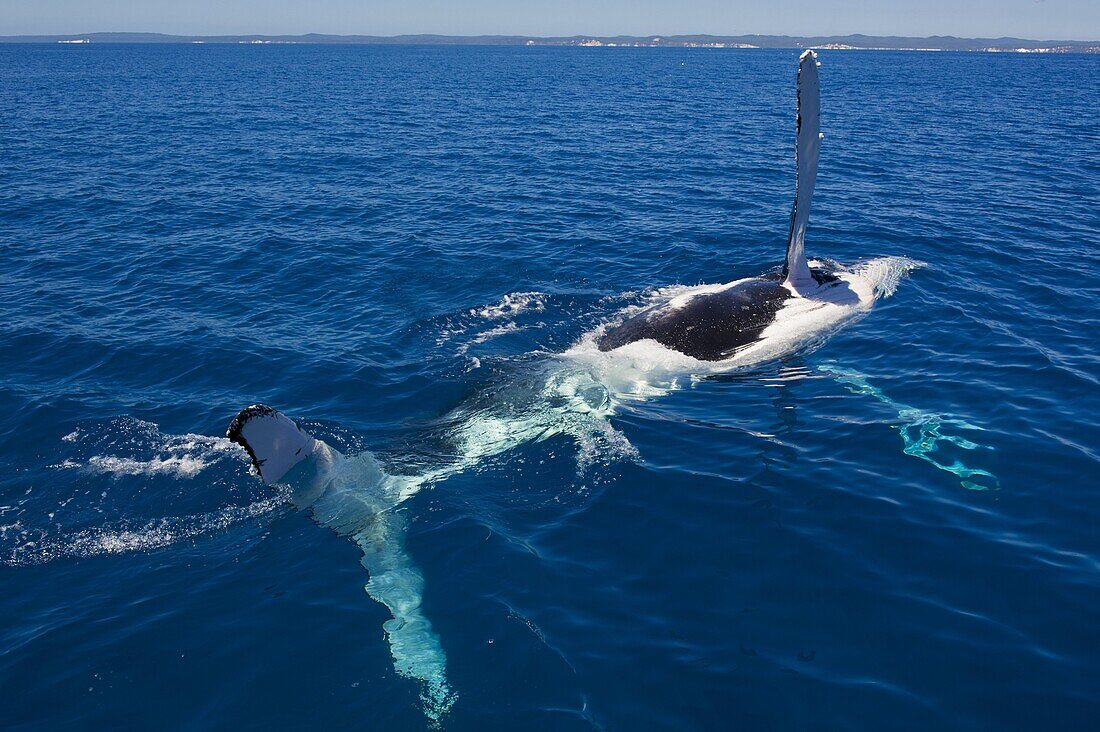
4, 418, 280, 567
52, 418, 246, 479
819, 363, 998, 490
5, 498, 284, 567
471, 291, 548, 320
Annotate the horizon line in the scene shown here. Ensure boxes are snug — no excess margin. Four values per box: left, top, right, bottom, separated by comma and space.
2, 31, 1099, 47
3, 31, 1100, 41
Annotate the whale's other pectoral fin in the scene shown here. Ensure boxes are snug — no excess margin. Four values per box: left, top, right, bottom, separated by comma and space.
226, 404, 317, 484
226, 406, 453, 720
354, 509, 455, 723
783, 49, 822, 291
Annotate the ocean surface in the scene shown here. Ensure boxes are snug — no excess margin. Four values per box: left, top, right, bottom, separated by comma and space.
1, 44, 1098, 730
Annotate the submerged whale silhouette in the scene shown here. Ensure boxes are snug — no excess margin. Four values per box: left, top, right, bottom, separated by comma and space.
225, 50, 917, 722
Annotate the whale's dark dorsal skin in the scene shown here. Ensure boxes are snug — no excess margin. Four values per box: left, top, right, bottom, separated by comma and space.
598, 277, 791, 361
598, 50, 826, 362
596, 265, 841, 361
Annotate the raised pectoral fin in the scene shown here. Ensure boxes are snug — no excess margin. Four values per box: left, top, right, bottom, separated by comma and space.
784, 50, 822, 290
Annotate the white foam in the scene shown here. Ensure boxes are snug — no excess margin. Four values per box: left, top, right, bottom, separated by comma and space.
85, 454, 212, 479
439, 364, 636, 476
471, 291, 547, 320
472, 322, 522, 343
439, 291, 547, 351
55, 423, 245, 480
9, 421, 265, 565
456, 321, 529, 355
856, 255, 923, 298
4, 498, 282, 566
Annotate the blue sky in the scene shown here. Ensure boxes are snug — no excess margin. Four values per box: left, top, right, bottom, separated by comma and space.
4, 1, 1098, 40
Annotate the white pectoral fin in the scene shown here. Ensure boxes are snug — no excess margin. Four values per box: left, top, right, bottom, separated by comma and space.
354, 509, 455, 722
304, 454, 453, 720
227, 405, 454, 720
226, 405, 317, 484
784, 49, 822, 291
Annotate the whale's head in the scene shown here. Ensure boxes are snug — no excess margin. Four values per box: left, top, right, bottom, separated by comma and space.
226, 404, 316, 484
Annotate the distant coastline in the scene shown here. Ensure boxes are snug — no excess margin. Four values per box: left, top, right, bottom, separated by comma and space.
2, 31, 1098, 53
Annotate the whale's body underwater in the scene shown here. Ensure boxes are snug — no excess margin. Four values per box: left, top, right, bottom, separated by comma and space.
225, 50, 917, 722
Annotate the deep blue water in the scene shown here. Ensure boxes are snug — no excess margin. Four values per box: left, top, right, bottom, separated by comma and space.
2, 44, 1098, 730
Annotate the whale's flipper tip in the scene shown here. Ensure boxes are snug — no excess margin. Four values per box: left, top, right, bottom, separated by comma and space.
227, 404, 315, 484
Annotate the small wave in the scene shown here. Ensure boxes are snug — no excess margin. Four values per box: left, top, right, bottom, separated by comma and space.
436, 291, 548, 351
471, 291, 547, 320
2, 418, 266, 567
471, 321, 523, 344
3, 497, 283, 567
82, 454, 211, 479
455, 321, 530, 355
54, 419, 246, 480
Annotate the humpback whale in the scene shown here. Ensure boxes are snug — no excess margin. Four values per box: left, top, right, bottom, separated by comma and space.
596, 49, 869, 364
222, 50, 918, 722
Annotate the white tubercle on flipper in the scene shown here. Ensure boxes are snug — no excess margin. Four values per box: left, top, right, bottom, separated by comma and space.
784, 49, 822, 292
